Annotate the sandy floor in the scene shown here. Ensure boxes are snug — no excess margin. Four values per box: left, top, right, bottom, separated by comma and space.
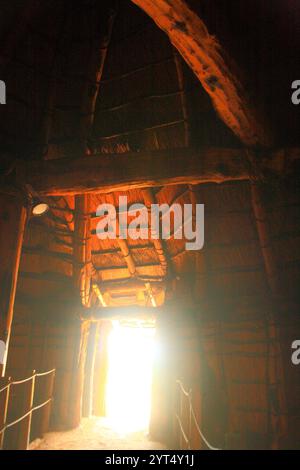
33, 417, 166, 450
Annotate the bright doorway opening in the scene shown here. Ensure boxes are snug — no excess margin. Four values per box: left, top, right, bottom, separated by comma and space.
105, 320, 156, 435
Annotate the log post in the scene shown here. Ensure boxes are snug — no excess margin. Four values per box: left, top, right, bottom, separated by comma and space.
73, 196, 92, 307
68, 321, 90, 428
250, 181, 288, 447
0, 194, 27, 377
82, 322, 99, 417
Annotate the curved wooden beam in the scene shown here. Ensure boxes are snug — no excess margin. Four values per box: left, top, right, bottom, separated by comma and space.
131, 0, 271, 147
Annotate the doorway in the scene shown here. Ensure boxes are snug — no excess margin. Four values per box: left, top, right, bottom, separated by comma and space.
104, 320, 156, 435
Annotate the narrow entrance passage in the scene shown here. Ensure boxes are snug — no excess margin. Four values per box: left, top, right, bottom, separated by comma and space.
33, 320, 164, 450
105, 321, 156, 435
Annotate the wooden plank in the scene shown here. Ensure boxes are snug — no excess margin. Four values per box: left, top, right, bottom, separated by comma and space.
83, 305, 161, 321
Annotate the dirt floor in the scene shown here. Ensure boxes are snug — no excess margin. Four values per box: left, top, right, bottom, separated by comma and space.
32, 417, 166, 450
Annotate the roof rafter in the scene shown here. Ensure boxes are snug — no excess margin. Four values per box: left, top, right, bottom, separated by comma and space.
131, 0, 271, 147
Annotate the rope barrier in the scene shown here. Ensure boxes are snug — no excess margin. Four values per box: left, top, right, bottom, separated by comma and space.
176, 379, 222, 451
0, 383, 10, 394
0, 398, 52, 435
36, 368, 56, 378
175, 414, 190, 448
0, 369, 56, 392
10, 375, 35, 386
0, 368, 55, 449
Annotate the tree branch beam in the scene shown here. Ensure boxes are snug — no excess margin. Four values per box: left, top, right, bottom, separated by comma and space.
18, 147, 300, 197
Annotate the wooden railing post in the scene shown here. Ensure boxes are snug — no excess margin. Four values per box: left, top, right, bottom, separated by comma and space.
0, 378, 11, 449
17, 370, 35, 450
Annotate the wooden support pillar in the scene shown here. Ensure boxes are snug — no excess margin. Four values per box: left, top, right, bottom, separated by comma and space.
82, 322, 99, 417
250, 181, 288, 447
0, 194, 27, 377
68, 321, 90, 428
73, 195, 92, 307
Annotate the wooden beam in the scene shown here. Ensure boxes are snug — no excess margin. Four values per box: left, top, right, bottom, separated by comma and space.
18, 147, 300, 197
142, 188, 168, 275
145, 282, 157, 307
101, 194, 160, 307
92, 283, 107, 308
73, 196, 91, 307
250, 181, 288, 446
82, 322, 99, 418
79, 2, 116, 155
95, 278, 166, 294
131, 0, 271, 147
173, 48, 191, 147
0, 195, 27, 376
83, 305, 160, 321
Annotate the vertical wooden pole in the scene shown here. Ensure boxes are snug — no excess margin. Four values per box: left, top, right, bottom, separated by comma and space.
250, 181, 288, 447
173, 49, 190, 147
68, 321, 90, 428
82, 322, 99, 417
17, 370, 35, 450
0, 194, 27, 377
74, 196, 92, 308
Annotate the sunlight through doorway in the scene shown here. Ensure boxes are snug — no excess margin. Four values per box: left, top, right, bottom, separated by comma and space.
105, 320, 156, 435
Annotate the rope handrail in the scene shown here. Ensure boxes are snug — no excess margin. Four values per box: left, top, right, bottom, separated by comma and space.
0, 368, 55, 449
176, 379, 191, 397
10, 376, 34, 386
176, 378, 221, 451
0, 383, 10, 394
0, 398, 52, 435
175, 414, 190, 448
0, 368, 56, 393
36, 368, 56, 378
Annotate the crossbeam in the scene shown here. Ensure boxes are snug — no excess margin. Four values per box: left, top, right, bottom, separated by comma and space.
17, 147, 300, 197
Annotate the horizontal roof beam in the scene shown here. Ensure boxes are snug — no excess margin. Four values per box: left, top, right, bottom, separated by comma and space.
17, 147, 300, 197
